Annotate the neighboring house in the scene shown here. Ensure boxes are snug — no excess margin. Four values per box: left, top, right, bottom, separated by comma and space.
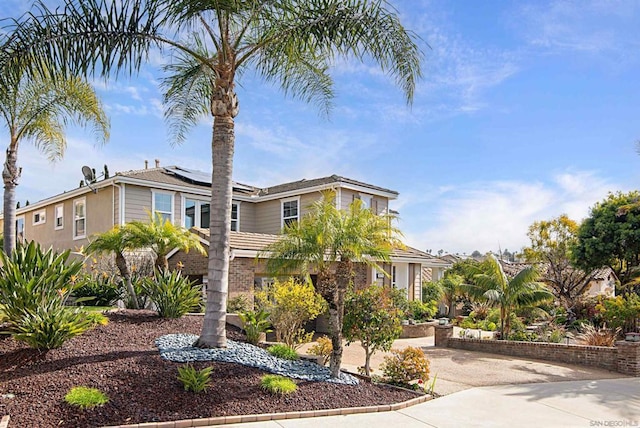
498, 260, 616, 299
2, 162, 448, 301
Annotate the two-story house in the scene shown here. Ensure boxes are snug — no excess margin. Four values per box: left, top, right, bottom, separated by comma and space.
4, 163, 450, 302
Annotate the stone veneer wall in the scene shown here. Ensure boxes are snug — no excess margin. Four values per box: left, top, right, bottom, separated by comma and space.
446, 337, 640, 376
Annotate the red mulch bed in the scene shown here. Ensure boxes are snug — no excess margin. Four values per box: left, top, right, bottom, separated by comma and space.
0, 311, 417, 427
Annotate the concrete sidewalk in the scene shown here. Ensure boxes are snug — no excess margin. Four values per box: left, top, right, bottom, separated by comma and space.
215, 378, 640, 428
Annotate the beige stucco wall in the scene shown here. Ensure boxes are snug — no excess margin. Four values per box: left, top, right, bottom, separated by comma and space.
16, 185, 115, 251
339, 188, 388, 214
237, 200, 256, 233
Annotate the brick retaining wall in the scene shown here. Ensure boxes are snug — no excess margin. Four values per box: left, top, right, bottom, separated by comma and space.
445, 337, 640, 375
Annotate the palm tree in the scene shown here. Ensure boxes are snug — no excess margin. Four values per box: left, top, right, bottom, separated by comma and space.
127, 211, 206, 270
439, 273, 464, 319
264, 191, 402, 377
85, 226, 140, 309
468, 254, 553, 339
5, 0, 421, 348
0, 65, 109, 254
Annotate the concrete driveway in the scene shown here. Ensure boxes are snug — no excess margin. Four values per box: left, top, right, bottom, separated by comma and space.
299, 335, 628, 396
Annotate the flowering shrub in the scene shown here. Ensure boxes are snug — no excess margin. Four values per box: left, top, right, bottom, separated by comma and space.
380, 346, 430, 388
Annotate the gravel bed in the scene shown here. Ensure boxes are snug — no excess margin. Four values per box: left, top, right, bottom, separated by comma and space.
156, 334, 359, 385
0, 311, 417, 428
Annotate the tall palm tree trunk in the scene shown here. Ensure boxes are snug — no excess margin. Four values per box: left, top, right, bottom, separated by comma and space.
2, 140, 20, 254
197, 75, 238, 348
327, 259, 353, 378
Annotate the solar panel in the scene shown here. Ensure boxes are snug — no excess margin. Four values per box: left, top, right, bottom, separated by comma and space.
165, 166, 255, 192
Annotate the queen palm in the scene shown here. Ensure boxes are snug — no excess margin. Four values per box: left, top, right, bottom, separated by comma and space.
6, 0, 421, 348
264, 191, 402, 377
468, 254, 553, 339
85, 226, 141, 309
0, 66, 109, 254
127, 211, 206, 270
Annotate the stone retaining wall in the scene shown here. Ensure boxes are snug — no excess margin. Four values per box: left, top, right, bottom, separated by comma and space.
442, 336, 640, 376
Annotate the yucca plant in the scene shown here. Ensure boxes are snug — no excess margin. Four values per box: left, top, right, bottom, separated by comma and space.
0, 241, 84, 326
141, 269, 202, 318
177, 365, 213, 393
12, 305, 94, 350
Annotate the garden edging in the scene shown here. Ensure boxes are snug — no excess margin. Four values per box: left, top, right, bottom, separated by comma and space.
102, 394, 432, 428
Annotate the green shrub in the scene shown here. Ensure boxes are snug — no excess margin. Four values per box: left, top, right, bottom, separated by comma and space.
597, 294, 640, 334
239, 309, 272, 345
407, 300, 437, 322
459, 318, 477, 329
228, 294, 251, 313
12, 305, 95, 350
73, 272, 122, 306
82, 311, 109, 327
421, 281, 443, 303
141, 269, 202, 318
261, 374, 297, 395
64, 386, 109, 409
0, 242, 83, 327
487, 308, 526, 332
507, 331, 539, 342
256, 278, 326, 349
177, 365, 213, 393
381, 346, 430, 387
308, 336, 333, 365
343, 285, 403, 376
267, 344, 299, 360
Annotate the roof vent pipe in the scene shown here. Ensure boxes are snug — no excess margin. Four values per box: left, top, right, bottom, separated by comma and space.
155, 159, 160, 168
144, 160, 148, 169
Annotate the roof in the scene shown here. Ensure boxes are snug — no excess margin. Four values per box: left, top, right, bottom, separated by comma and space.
498, 260, 617, 282
188, 228, 447, 266
116, 166, 258, 195
258, 174, 399, 197
12, 165, 398, 215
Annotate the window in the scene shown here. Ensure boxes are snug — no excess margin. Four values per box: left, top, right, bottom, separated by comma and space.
16, 216, 24, 245
32, 209, 46, 226
73, 198, 86, 239
281, 198, 299, 228
358, 193, 373, 210
183, 198, 238, 231
392, 265, 397, 288
231, 203, 239, 231
152, 191, 173, 223
54, 204, 64, 230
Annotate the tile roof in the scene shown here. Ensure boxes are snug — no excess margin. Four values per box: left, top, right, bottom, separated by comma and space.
190, 228, 443, 264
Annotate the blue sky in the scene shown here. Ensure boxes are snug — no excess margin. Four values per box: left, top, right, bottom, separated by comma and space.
2, 0, 639, 255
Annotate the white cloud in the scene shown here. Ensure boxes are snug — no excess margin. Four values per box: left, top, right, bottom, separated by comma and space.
403, 170, 623, 255
512, 0, 640, 66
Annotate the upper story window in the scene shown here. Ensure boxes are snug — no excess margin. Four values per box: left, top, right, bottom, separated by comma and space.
358, 193, 373, 210
73, 198, 86, 239
152, 191, 174, 223
32, 209, 46, 226
54, 204, 64, 230
16, 216, 25, 245
281, 197, 299, 228
184, 198, 238, 231
231, 202, 239, 232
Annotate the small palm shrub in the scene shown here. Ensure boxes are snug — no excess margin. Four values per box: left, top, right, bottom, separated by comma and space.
177, 365, 213, 393
64, 386, 109, 409
267, 344, 299, 360
381, 346, 430, 389
308, 336, 333, 365
73, 272, 122, 306
141, 269, 202, 318
261, 375, 297, 395
577, 324, 620, 347
239, 309, 272, 345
